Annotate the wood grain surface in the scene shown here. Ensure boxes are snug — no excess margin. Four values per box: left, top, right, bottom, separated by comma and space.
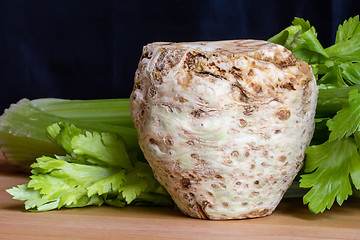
1, 163, 360, 240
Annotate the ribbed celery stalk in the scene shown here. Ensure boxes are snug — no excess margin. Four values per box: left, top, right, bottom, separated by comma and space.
31, 98, 133, 127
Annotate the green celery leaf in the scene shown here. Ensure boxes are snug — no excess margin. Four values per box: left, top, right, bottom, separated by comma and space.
327, 89, 360, 141
318, 63, 348, 87
71, 131, 133, 169
292, 48, 327, 66
120, 179, 148, 204
269, 17, 328, 65
6, 184, 49, 210
119, 175, 149, 203
30, 156, 113, 182
326, 32, 360, 62
268, 17, 307, 48
87, 169, 127, 196
7, 122, 172, 211
8, 155, 125, 211
292, 27, 329, 61
26, 156, 118, 209
335, 15, 360, 43
268, 25, 302, 46
118, 161, 161, 204
300, 138, 360, 213
326, 16, 360, 61
46, 123, 83, 155
283, 30, 304, 51
340, 62, 360, 85
292, 17, 311, 31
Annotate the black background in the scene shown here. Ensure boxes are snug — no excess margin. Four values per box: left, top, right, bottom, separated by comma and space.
1, 0, 359, 112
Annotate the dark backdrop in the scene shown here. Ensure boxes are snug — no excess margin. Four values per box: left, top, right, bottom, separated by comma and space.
1, 0, 359, 111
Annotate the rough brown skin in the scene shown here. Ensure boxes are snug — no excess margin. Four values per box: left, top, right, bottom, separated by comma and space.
130, 40, 318, 220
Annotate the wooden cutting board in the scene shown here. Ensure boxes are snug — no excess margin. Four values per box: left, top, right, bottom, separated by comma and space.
1, 163, 359, 240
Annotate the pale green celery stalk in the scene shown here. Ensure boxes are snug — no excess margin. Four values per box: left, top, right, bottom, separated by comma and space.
0, 98, 140, 168
31, 98, 133, 127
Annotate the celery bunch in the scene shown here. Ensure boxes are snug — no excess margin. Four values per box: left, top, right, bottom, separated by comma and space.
0, 98, 137, 168
269, 15, 360, 213
2, 98, 172, 211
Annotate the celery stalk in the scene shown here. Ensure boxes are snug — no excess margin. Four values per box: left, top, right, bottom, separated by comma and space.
31, 98, 133, 127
